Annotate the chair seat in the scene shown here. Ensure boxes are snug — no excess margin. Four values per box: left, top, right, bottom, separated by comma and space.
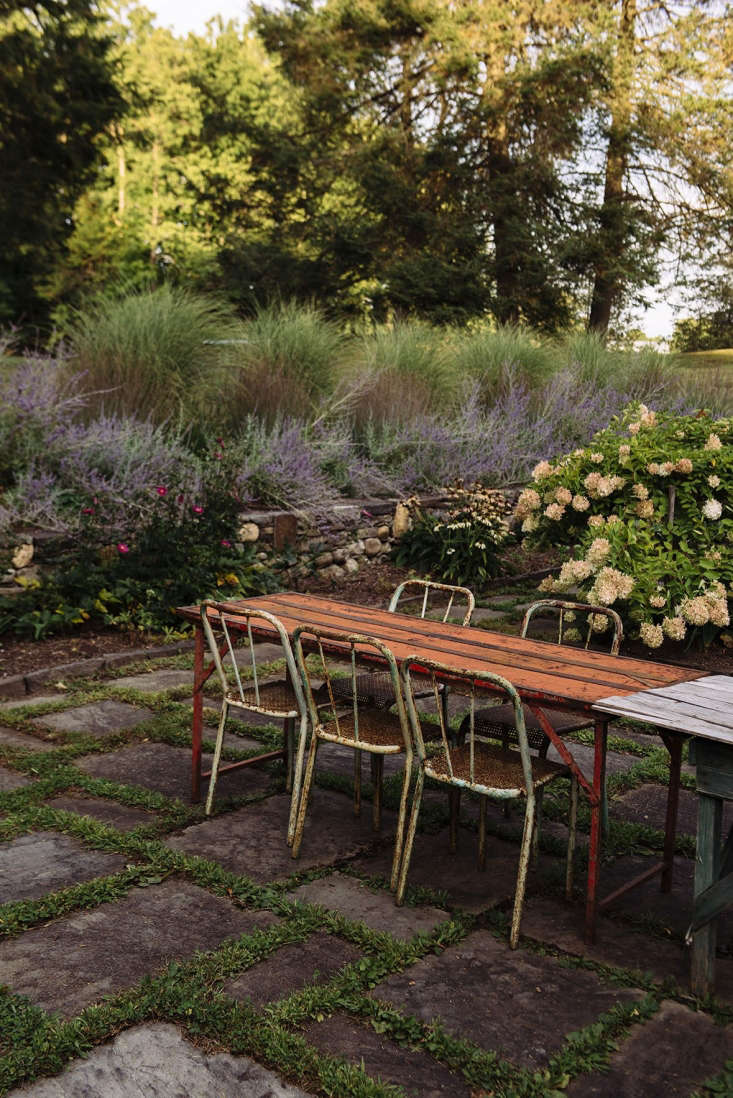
227, 680, 300, 717
425, 741, 567, 795
319, 710, 406, 752
462, 702, 590, 752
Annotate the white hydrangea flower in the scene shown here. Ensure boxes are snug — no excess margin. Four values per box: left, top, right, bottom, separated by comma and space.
702, 499, 722, 520
704, 433, 723, 451
555, 486, 572, 505
572, 494, 590, 511
708, 475, 721, 488
590, 452, 604, 464
586, 537, 611, 565
544, 503, 565, 520
532, 460, 554, 480
649, 594, 666, 609
662, 616, 686, 641
640, 622, 664, 648
588, 514, 605, 528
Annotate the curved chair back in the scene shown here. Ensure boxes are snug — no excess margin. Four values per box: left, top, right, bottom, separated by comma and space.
401, 656, 534, 799
292, 624, 410, 750
521, 600, 623, 655
200, 599, 307, 717
388, 579, 475, 626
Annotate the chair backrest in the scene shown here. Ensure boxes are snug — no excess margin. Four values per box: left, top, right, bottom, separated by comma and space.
200, 599, 306, 717
388, 579, 475, 626
401, 656, 534, 795
292, 624, 411, 750
520, 599, 623, 655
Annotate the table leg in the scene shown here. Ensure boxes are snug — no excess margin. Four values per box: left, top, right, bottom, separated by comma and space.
585, 717, 608, 943
192, 624, 205, 803
691, 792, 722, 998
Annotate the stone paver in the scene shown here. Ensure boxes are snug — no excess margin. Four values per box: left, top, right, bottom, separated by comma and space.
353, 829, 522, 913
38, 700, 154, 739
289, 872, 448, 940
0, 878, 277, 1016
45, 794, 155, 832
77, 741, 272, 800
7, 1022, 313, 1097
0, 831, 127, 903
470, 607, 508, 623
371, 930, 642, 1070
167, 791, 387, 881
567, 1000, 733, 1098
0, 727, 50, 752
611, 782, 733, 836
224, 932, 362, 1006
107, 669, 192, 693
0, 765, 31, 791
546, 738, 639, 778
304, 1014, 471, 1097
0, 695, 61, 710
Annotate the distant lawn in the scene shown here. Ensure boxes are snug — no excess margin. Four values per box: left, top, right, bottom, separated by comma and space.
671, 348, 733, 369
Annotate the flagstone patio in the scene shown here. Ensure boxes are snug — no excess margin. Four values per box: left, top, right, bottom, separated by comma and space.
0, 645, 731, 1097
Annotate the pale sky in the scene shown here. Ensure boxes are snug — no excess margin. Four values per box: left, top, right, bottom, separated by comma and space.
148, 0, 680, 342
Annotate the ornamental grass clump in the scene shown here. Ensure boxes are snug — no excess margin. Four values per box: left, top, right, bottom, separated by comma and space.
517, 403, 733, 649
393, 484, 512, 586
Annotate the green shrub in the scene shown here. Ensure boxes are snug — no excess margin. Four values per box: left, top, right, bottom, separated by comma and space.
517, 403, 733, 649
349, 321, 454, 424
393, 485, 513, 587
450, 323, 557, 402
66, 284, 239, 425
226, 301, 350, 425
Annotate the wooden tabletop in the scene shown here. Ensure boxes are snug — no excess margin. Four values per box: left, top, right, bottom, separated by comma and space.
594, 675, 733, 741
179, 592, 703, 715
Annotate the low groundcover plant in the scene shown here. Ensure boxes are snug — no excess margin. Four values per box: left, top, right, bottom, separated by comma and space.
516, 403, 733, 649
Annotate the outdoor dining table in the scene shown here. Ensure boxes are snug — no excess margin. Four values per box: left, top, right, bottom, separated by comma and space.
177, 591, 704, 942
593, 675, 733, 996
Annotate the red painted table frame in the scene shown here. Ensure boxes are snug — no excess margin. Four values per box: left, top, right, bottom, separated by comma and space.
177, 592, 702, 941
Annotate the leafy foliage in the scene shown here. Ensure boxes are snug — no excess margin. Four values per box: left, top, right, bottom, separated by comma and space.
394, 486, 513, 586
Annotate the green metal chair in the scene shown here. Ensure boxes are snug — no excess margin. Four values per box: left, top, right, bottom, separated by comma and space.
200, 600, 308, 822
326, 579, 475, 723
290, 625, 413, 890
396, 657, 578, 948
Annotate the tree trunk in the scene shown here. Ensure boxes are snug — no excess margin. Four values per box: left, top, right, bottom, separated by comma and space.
588, 0, 637, 335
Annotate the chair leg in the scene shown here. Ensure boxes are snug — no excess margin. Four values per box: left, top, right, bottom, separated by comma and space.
287, 714, 310, 847
532, 788, 544, 864
396, 769, 424, 904
478, 796, 487, 870
291, 731, 319, 859
372, 754, 384, 832
566, 775, 579, 900
440, 686, 450, 738
510, 795, 535, 949
205, 701, 229, 816
449, 788, 461, 852
390, 756, 412, 892
353, 749, 362, 817
283, 716, 295, 793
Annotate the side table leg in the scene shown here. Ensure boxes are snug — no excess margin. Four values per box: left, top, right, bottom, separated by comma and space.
691, 792, 722, 998
192, 624, 204, 803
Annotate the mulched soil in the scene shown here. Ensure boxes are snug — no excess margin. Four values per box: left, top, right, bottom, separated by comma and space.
1, 546, 731, 679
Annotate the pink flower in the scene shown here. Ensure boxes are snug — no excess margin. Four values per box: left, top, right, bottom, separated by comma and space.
214, 451, 223, 460
156, 486, 167, 496
216, 436, 224, 444
192, 505, 204, 515
117, 542, 130, 554
82, 507, 95, 514
177, 494, 184, 504
221, 539, 232, 548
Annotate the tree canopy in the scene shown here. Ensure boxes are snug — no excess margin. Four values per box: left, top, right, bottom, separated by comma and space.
2, 0, 732, 338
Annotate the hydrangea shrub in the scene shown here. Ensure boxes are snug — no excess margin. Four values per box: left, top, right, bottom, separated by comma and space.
515, 404, 733, 649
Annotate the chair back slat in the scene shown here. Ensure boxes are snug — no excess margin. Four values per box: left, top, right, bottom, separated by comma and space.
388, 579, 475, 626
401, 656, 534, 796
293, 624, 410, 751
521, 599, 623, 656
200, 599, 306, 717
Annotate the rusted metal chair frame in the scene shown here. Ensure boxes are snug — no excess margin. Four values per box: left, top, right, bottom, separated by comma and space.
290, 625, 413, 890
329, 579, 475, 725
461, 600, 623, 757
397, 657, 578, 947
200, 600, 308, 819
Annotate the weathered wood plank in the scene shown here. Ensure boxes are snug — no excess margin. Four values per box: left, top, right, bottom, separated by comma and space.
593, 692, 733, 739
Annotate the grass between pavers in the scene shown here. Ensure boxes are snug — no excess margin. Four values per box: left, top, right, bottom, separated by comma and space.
0, 666, 731, 1095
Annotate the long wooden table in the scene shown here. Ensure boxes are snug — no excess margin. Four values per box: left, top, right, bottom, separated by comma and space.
178, 591, 703, 940
594, 675, 733, 995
